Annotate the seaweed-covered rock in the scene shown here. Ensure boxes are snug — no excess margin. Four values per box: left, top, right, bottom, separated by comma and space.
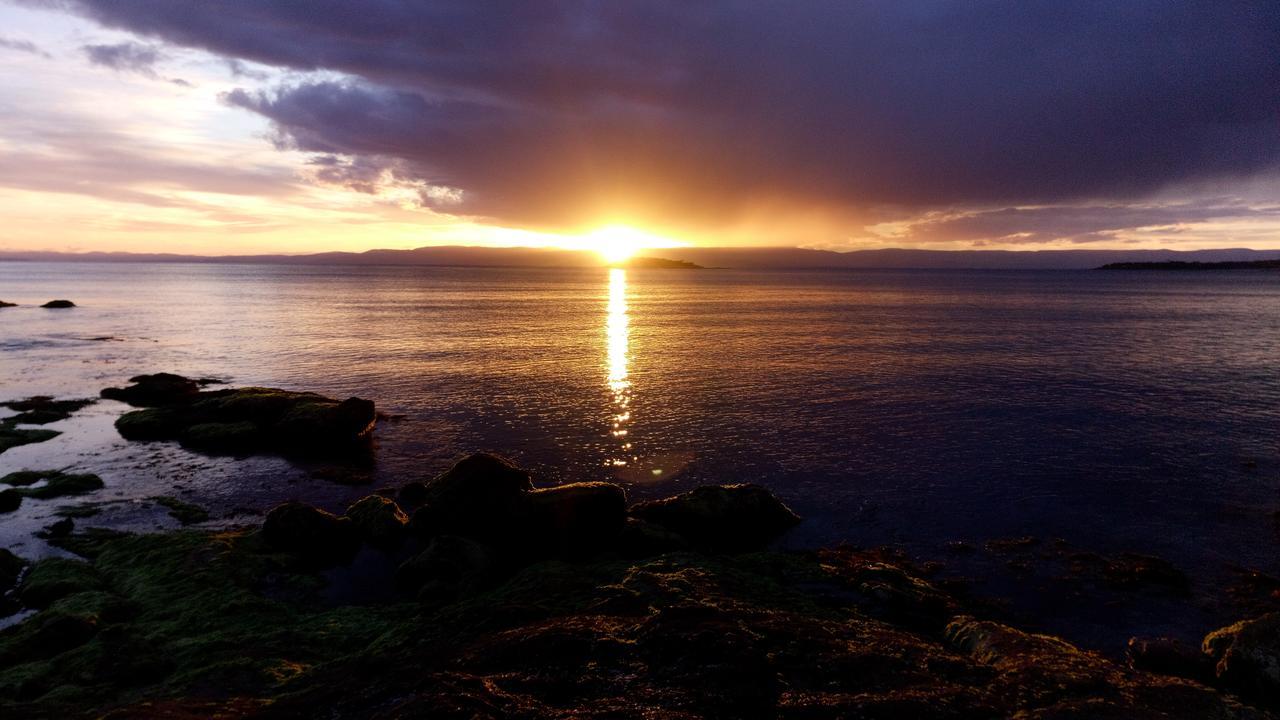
408, 453, 533, 543
0, 425, 59, 455
396, 534, 494, 603
1204, 612, 1280, 705
19, 558, 104, 609
101, 373, 200, 406
150, 496, 210, 525
262, 502, 359, 565
345, 495, 408, 549
1, 470, 104, 500
106, 376, 377, 458
40, 300, 75, 309
0, 397, 94, 425
525, 482, 627, 559
629, 483, 800, 552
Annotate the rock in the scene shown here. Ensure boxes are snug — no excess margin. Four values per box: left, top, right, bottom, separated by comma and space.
827, 555, 958, 631
274, 397, 377, 446
614, 517, 689, 558
1127, 636, 1212, 682
1102, 553, 1190, 595
0, 425, 59, 455
0, 549, 26, 591
629, 483, 800, 552
396, 535, 494, 603
42, 517, 75, 538
150, 496, 210, 525
397, 481, 428, 509
21, 614, 98, 660
0, 489, 19, 514
0, 300, 15, 308
102, 373, 200, 407
180, 421, 262, 454
525, 482, 627, 559
1204, 612, 1280, 705
0, 397, 95, 425
344, 495, 408, 549
408, 453, 533, 543
40, 300, 75, 309
106, 377, 377, 458
262, 502, 359, 565
19, 557, 104, 608
2, 470, 105, 500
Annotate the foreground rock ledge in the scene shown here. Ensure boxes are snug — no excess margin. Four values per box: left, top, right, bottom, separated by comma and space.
102, 373, 376, 458
0, 454, 1275, 719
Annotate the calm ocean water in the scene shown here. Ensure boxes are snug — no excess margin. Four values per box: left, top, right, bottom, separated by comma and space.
2, 261, 1279, 645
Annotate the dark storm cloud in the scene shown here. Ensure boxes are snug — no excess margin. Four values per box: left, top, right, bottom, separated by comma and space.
38, 1, 1280, 231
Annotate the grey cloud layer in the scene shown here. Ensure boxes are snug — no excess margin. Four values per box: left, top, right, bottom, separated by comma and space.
36, 0, 1280, 237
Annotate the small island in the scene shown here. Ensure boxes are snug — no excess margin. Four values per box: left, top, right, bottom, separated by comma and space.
617, 256, 703, 269
1099, 259, 1280, 270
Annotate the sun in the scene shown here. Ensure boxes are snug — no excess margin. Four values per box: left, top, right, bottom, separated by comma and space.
586, 225, 649, 264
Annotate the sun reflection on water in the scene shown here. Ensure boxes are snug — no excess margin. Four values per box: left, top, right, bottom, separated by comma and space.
606, 268, 634, 467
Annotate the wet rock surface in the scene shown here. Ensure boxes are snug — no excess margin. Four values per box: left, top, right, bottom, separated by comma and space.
103, 374, 377, 459
1, 453, 1276, 718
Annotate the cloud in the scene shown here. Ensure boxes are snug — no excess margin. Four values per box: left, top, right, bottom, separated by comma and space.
33, 1, 1280, 236
0, 35, 51, 58
888, 202, 1280, 246
82, 40, 190, 86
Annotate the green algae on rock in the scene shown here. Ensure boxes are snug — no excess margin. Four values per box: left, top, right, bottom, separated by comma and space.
1, 471, 104, 500
0, 425, 59, 456
0, 397, 95, 426
104, 374, 377, 458
149, 496, 210, 525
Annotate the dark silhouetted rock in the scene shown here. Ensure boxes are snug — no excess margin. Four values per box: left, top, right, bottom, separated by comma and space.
345, 495, 407, 549
19, 557, 104, 608
0, 396, 95, 425
102, 373, 200, 407
397, 481, 428, 509
42, 517, 75, 538
1204, 612, 1280, 705
180, 421, 262, 454
0, 548, 25, 592
408, 453, 533, 543
615, 517, 689, 558
0, 301, 15, 308
396, 534, 494, 603
262, 502, 359, 565
629, 483, 800, 552
40, 300, 75, 309
1127, 636, 1212, 682
525, 482, 627, 558
0, 489, 19, 514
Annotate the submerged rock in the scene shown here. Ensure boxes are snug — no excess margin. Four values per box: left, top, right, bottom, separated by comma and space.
629, 483, 801, 552
0, 470, 104, 500
39, 300, 75, 309
262, 502, 359, 565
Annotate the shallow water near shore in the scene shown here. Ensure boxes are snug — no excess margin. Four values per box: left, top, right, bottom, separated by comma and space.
2, 261, 1279, 650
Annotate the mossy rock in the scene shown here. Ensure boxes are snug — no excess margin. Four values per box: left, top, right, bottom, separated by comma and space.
179, 421, 262, 454
19, 558, 104, 609
0, 398, 94, 426
344, 495, 407, 549
0, 549, 26, 591
115, 408, 184, 441
0, 490, 19, 514
0, 426, 59, 455
3, 471, 104, 500
149, 496, 210, 525
101, 373, 201, 407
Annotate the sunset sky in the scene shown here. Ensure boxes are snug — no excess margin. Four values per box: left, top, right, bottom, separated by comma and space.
1, 1, 1279, 255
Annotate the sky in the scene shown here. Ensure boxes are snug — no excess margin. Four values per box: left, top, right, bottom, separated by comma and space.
1, 1, 1278, 255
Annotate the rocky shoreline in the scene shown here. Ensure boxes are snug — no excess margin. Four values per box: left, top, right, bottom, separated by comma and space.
2, 377, 1280, 717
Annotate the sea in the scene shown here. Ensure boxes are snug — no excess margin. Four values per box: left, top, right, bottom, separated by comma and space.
2, 261, 1279, 649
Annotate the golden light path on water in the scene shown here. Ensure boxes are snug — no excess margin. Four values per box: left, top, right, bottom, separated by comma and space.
606, 267, 633, 468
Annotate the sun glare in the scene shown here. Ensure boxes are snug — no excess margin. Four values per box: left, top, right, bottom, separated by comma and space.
585, 225, 656, 263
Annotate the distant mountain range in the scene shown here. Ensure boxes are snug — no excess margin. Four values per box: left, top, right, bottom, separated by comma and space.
2, 245, 1279, 270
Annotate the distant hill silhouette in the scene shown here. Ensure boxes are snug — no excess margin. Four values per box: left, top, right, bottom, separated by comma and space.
2, 245, 1279, 270
1099, 259, 1280, 270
